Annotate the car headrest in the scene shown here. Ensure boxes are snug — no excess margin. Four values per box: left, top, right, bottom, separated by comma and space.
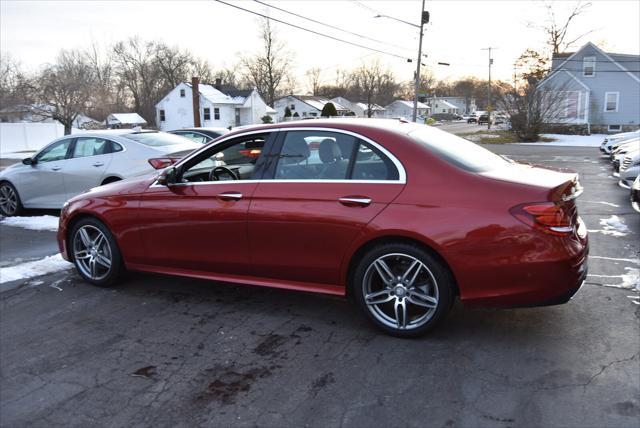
282, 138, 310, 164
319, 139, 342, 163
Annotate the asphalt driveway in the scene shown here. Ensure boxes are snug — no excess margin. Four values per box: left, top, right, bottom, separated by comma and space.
1, 144, 638, 428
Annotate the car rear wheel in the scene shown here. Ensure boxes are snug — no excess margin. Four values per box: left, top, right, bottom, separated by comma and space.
71, 218, 124, 287
0, 181, 23, 217
353, 243, 454, 337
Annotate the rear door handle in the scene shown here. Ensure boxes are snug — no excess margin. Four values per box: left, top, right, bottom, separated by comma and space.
51, 166, 61, 171
217, 192, 243, 201
92, 162, 104, 167
339, 196, 372, 207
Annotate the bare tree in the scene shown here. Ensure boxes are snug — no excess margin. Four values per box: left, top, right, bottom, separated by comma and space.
154, 44, 193, 88
241, 19, 293, 105
306, 67, 322, 95
0, 52, 33, 109
33, 49, 95, 135
534, 1, 593, 54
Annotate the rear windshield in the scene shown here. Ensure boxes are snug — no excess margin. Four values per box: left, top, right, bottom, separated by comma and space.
409, 127, 508, 173
123, 132, 192, 147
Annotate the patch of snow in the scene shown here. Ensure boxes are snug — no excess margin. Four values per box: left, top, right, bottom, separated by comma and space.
0, 254, 72, 285
519, 133, 606, 147
589, 256, 639, 264
588, 268, 640, 291
587, 215, 631, 237
581, 201, 620, 208
0, 151, 36, 159
1, 215, 59, 232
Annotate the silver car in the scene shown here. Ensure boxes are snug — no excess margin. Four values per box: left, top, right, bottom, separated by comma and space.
600, 130, 640, 154
0, 130, 200, 216
619, 149, 640, 188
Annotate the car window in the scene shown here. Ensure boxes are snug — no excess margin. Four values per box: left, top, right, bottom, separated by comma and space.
72, 137, 111, 158
36, 139, 72, 163
274, 131, 357, 180
111, 142, 124, 152
174, 132, 209, 144
180, 134, 268, 182
351, 142, 399, 181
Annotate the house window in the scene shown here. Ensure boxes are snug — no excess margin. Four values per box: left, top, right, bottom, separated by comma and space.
608, 125, 622, 132
180, 89, 186, 97
290, 104, 295, 111
214, 108, 220, 120
204, 108, 211, 121
604, 92, 619, 112
583, 56, 596, 77
160, 110, 166, 122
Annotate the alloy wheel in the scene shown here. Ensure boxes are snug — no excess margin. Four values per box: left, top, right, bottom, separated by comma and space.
73, 225, 113, 281
0, 184, 18, 215
362, 253, 439, 330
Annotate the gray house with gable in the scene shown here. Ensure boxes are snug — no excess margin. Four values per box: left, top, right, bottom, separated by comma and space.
537, 42, 640, 133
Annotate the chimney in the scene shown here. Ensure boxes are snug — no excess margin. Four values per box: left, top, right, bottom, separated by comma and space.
191, 76, 201, 127
214, 78, 222, 90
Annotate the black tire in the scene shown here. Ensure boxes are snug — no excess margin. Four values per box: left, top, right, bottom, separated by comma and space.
352, 242, 454, 338
0, 181, 23, 217
70, 217, 124, 287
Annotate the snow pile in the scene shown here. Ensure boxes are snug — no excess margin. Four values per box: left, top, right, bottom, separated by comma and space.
1, 215, 59, 232
520, 134, 606, 147
587, 215, 631, 237
588, 268, 640, 291
0, 254, 72, 285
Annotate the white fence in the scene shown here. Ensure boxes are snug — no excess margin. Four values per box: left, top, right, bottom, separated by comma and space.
0, 123, 80, 157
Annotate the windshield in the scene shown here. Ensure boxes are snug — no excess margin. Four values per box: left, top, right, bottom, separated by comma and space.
123, 132, 193, 147
409, 127, 508, 173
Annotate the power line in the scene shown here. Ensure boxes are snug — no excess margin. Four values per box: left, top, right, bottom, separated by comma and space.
214, 0, 411, 61
252, 0, 413, 54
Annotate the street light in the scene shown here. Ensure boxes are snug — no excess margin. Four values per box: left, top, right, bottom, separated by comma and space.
374, 4, 429, 122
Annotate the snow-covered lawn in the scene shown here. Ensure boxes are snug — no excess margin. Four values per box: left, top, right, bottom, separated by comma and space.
521, 134, 606, 147
0, 254, 72, 285
0, 150, 36, 159
1, 215, 59, 232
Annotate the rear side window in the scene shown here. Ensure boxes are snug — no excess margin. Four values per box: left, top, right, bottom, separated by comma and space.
73, 137, 111, 158
273, 130, 399, 181
410, 127, 507, 173
124, 132, 192, 147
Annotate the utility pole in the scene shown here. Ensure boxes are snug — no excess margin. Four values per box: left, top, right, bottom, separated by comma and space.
481, 47, 496, 130
412, 0, 428, 123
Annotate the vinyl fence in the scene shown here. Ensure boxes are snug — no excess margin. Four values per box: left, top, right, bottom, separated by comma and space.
0, 123, 80, 156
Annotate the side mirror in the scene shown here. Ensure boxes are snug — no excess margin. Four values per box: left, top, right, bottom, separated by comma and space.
22, 157, 36, 166
157, 166, 178, 186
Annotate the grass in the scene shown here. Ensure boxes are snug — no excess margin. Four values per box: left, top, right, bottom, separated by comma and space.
455, 130, 556, 144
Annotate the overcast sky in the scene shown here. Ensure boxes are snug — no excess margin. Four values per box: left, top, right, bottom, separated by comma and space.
2, 0, 639, 92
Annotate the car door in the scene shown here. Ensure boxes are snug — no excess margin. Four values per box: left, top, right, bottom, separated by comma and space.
62, 137, 114, 200
136, 131, 275, 275
18, 138, 73, 208
247, 129, 406, 286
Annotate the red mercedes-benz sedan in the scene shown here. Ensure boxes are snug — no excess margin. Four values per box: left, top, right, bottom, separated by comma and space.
57, 119, 588, 337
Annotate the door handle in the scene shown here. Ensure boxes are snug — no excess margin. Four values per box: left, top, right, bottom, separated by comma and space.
339, 196, 372, 207
51, 166, 61, 171
217, 192, 243, 201
92, 162, 104, 167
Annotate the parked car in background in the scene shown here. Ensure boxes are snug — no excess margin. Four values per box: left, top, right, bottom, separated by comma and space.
619, 149, 640, 188
168, 127, 230, 144
478, 114, 491, 125
57, 119, 588, 337
600, 130, 640, 154
630, 176, 640, 213
0, 130, 200, 216
466, 115, 478, 124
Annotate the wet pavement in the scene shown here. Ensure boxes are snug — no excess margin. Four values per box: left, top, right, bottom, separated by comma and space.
1, 145, 638, 427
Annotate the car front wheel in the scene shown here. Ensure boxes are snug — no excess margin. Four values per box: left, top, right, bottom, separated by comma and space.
70, 218, 124, 287
0, 181, 23, 216
353, 243, 454, 337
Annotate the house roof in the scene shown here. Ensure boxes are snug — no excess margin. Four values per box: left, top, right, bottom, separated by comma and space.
355, 102, 385, 111
434, 100, 458, 109
184, 83, 260, 106
107, 113, 147, 125
279, 95, 349, 112
388, 100, 429, 109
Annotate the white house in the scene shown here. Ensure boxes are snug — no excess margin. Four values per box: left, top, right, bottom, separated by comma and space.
425, 97, 477, 115
384, 100, 429, 119
331, 97, 386, 118
273, 95, 349, 120
155, 82, 276, 131
106, 113, 147, 129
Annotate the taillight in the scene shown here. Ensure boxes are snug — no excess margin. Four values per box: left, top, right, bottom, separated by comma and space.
148, 158, 179, 169
238, 149, 262, 158
510, 202, 573, 236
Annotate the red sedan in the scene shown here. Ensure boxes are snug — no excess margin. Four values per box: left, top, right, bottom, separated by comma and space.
58, 119, 588, 337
